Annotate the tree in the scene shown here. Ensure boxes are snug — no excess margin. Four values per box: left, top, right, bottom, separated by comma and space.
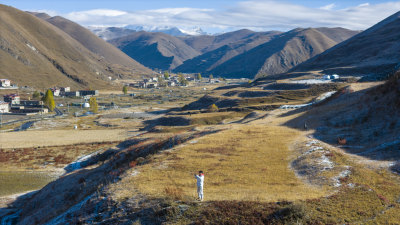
32, 91, 40, 99
195, 73, 202, 81
178, 74, 188, 86
122, 85, 128, 95
158, 76, 167, 87
209, 74, 214, 80
89, 97, 98, 113
42, 89, 55, 112
164, 71, 170, 80
207, 104, 219, 112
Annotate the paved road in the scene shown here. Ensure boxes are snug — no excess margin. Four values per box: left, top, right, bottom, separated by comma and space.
1, 107, 63, 130
14, 121, 35, 131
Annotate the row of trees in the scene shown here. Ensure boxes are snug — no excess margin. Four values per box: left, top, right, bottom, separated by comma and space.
162, 72, 213, 81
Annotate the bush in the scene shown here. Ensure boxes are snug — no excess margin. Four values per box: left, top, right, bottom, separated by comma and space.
207, 104, 219, 112
273, 203, 309, 224
164, 186, 184, 200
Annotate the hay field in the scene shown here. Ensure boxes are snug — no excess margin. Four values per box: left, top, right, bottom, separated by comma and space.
0, 129, 128, 148
112, 124, 327, 202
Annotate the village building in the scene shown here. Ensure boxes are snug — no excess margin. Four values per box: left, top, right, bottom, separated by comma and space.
0, 101, 9, 113
4, 94, 20, 105
168, 81, 176, 87
146, 82, 158, 88
20, 100, 44, 107
60, 87, 70, 95
7, 99, 47, 114
51, 87, 61, 96
79, 90, 99, 96
0, 79, 11, 87
331, 74, 340, 79
64, 91, 80, 97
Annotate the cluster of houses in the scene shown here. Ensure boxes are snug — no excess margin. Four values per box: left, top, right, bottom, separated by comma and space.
50, 87, 99, 97
0, 94, 48, 115
129, 74, 196, 89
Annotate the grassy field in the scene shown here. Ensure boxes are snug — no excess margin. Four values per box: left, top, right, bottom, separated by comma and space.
0, 142, 118, 170
0, 171, 57, 197
0, 129, 128, 149
111, 124, 327, 202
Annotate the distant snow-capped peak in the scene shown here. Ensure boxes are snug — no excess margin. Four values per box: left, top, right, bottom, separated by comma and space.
124, 25, 207, 36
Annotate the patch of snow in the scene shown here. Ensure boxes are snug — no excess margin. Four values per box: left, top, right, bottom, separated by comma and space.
304, 146, 324, 154
306, 140, 320, 146
26, 43, 38, 53
347, 183, 355, 188
190, 140, 198, 144
131, 170, 139, 176
280, 91, 337, 109
289, 79, 331, 84
316, 91, 336, 102
318, 155, 334, 171
332, 166, 351, 187
65, 149, 104, 173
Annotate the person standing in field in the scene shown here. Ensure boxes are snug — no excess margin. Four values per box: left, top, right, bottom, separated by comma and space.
194, 171, 204, 201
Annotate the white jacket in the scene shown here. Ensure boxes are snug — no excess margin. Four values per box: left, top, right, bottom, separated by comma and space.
195, 174, 204, 187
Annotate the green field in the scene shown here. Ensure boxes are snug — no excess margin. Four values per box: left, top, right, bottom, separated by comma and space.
0, 171, 56, 197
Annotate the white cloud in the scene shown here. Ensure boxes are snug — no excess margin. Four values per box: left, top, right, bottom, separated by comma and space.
61, 1, 400, 32
320, 3, 336, 10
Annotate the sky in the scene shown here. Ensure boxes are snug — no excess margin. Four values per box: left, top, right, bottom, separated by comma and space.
3, 0, 400, 33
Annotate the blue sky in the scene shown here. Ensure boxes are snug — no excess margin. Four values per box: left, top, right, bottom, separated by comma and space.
3, 0, 400, 32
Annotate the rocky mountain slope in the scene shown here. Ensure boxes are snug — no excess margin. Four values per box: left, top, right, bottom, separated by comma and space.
186, 28, 357, 79
38, 15, 150, 72
174, 30, 281, 74
177, 29, 281, 54
291, 11, 400, 80
109, 31, 201, 70
0, 5, 151, 89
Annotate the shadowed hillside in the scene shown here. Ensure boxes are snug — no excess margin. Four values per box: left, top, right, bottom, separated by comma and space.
206, 27, 358, 79
292, 11, 400, 80
285, 72, 400, 161
174, 31, 281, 74
177, 29, 281, 53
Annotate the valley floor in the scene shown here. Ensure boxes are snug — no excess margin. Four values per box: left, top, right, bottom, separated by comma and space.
1, 80, 400, 224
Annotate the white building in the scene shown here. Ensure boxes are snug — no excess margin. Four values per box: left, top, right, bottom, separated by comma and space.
0, 101, 9, 113
0, 79, 11, 87
323, 75, 331, 80
51, 87, 61, 96
331, 74, 340, 79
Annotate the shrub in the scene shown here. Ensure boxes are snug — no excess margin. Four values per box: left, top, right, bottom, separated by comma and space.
273, 203, 309, 224
164, 186, 184, 200
207, 104, 219, 112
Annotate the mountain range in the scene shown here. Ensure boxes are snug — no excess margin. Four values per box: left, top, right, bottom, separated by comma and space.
105, 26, 358, 77
109, 31, 201, 70
0, 5, 151, 89
89, 25, 207, 41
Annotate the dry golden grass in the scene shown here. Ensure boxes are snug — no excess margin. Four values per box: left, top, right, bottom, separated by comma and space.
112, 124, 327, 201
0, 129, 128, 148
